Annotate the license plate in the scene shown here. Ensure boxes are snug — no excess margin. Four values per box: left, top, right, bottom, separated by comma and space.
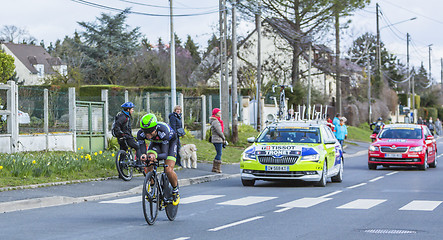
385, 153, 402, 158
266, 166, 289, 171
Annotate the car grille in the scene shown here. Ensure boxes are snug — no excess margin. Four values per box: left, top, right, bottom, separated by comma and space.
380, 146, 408, 153
370, 158, 419, 162
258, 156, 299, 165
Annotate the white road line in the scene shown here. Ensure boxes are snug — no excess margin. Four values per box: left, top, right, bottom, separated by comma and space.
437, 153, 443, 158
274, 207, 292, 213
386, 171, 399, 176
99, 196, 140, 204
277, 197, 332, 208
173, 237, 190, 240
347, 183, 367, 189
180, 195, 225, 204
337, 199, 386, 209
218, 196, 277, 206
319, 190, 342, 198
208, 216, 264, 232
369, 176, 384, 182
399, 200, 443, 211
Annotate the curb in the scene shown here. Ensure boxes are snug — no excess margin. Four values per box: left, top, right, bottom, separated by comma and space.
0, 173, 240, 214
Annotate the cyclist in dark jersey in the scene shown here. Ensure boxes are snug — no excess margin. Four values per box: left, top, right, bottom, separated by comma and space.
137, 113, 179, 205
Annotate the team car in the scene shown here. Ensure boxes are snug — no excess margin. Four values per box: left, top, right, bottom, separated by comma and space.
240, 121, 344, 187
368, 124, 437, 170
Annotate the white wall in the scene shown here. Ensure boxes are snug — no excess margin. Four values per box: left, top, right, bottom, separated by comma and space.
11, 133, 74, 153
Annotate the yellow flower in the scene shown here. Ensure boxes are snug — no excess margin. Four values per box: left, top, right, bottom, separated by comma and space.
47, 162, 51, 166
81, 146, 84, 150
32, 160, 36, 164
81, 156, 84, 158
112, 153, 115, 157
0, 166, 3, 170
67, 161, 69, 164
88, 158, 92, 161
94, 152, 98, 156
78, 147, 80, 151
99, 151, 103, 154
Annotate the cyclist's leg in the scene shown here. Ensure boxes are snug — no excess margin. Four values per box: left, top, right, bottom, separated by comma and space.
118, 138, 128, 151
165, 137, 178, 188
126, 137, 141, 164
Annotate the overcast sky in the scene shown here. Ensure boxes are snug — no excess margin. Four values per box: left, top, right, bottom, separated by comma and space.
1, 0, 442, 82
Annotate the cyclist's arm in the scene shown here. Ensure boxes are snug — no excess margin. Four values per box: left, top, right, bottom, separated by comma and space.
136, 129, 147, 158
115, 115, 127, 138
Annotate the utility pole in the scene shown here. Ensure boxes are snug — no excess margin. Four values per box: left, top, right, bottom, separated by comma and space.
376, 3, 382, 84
407, 33, 410, 107
256, 1, 262, 131
219, 0, 229, 136
334, 2, 342, 115
441, 58, 443, 89
429, 44, 433, 83
307, 44, 312, 119
412, 74, 415, 123
169, 0, 176, 109
231, 0, 239, 143
367, 53, 372, 124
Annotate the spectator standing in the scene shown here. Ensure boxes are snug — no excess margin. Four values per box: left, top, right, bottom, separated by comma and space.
327, 115, 334, 132
209, 108, 226, 173
417, 117, 423, 125
332, 113, 340, 136
428, 117, 435, 135
169, 105, 185, 167
335, 118, 348, 152
435, 118, 442, 135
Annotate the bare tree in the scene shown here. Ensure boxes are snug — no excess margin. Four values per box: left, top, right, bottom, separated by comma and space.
0, 25, 36, 44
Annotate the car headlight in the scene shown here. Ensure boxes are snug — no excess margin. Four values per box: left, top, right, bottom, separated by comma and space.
243, 152, 256, 161
369, 145, 379, 151
301, 154, 320, 162
409, 146, 423, 152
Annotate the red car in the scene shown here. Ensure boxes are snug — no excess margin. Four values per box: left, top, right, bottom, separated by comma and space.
368, 124, 437, 170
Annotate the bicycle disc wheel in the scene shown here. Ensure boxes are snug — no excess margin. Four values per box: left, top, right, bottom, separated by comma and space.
115, 150, 133, 181
142, 172, 159, 225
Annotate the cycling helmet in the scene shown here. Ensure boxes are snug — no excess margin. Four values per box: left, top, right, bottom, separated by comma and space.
140, 113, 158, 133
121, 102, 135, 109
378, 117, 383, 121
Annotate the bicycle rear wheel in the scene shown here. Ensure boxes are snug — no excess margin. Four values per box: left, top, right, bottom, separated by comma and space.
142, 171, 159, 225
115, 150, 133, 181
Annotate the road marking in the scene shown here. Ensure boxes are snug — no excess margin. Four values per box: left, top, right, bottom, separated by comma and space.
437, 153, 443, 158
100, 196, 140, 204
274, 207, 292, 213
173, 238, 190, 240
347, 183, 367, 189
386, 171, 399, 176
208, 216, 264, 232
181, 195, 225, 204
337, 199, 386, 209
319, 190, 342, 198
399, 200, 443, 211
369, 176, 384, 182
218, 196, 277, 206
277, 197, 332, 208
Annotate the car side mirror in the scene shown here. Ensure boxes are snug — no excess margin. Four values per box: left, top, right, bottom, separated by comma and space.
247, 137, 256, 143
324, 139, 336, 144
426, 135, 434, 140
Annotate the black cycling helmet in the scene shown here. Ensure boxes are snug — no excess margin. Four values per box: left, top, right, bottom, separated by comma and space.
378, 117, 383, 121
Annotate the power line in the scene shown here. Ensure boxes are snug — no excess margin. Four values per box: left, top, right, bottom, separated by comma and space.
384, 0, 443, 25
116, 0, 218, 10
71, 0, 221, 17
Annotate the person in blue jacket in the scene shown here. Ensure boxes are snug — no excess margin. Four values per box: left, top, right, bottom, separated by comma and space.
332, 113, 341, 136
335, 118, 348, 152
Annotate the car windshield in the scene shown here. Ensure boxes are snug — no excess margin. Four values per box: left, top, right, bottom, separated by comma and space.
378, 128, 422, 139
257, 127, 321, 143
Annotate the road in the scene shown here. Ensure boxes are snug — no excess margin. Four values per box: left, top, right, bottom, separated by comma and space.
1, 139, 443, 240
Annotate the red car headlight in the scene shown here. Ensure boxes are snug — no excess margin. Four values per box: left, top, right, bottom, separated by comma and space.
369, 145, 379, 151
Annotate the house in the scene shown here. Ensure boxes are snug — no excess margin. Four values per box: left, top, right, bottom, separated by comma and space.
0, 42, 67, 85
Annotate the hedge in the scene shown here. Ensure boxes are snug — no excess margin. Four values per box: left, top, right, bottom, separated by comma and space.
398, 93, 420, 109
418, 107, 438, 120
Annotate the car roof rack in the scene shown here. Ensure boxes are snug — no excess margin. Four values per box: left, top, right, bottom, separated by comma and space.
267, 105, 329, 125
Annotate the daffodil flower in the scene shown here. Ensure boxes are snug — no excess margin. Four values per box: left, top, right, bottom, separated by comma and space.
32, 160, 36, 164
0, 166, 3, 170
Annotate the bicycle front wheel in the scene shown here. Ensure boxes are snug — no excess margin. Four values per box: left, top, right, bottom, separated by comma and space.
142, 171, 159, 225
165, 201, 178, 221
115, 150, 133, 181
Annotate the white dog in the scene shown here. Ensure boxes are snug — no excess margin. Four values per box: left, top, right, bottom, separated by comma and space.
179, 144, 198, 169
